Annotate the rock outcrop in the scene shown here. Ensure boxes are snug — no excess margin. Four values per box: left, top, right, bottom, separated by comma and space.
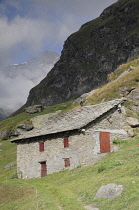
25, 105, 44, 114
22, 0, 139, 109
94, 183, 123, 200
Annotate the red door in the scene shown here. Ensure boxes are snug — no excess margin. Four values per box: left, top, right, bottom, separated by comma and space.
40, 162, 47, 177
100, 132, 110, 153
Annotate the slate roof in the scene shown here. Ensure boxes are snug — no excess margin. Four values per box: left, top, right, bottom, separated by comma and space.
11, 99, 126, 142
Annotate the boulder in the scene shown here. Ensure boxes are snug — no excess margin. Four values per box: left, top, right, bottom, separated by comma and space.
17, 124, 33, 131
128, 87, 139, 102
84, 205, 99, 210
94, 183, 123, 200
0, 130, 11, 140
128, 66, 136, 71
25, 105, 44, 114
126, 117, 139, 127
10, 130, 20, 137
127, 127, 135, 137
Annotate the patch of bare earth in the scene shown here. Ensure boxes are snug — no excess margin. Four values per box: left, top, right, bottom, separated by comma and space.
0, 185, 35, 204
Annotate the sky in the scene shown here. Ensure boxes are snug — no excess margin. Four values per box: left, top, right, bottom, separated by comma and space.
0, 0, 117, 113
0, 0, 117, 65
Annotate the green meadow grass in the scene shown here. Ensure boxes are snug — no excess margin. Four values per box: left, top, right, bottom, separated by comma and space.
1, 137, 139, 209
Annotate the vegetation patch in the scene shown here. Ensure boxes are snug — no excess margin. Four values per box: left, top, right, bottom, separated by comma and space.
112, 139, 127, 145
0, 185, 35, 205
85, 58, 139, 106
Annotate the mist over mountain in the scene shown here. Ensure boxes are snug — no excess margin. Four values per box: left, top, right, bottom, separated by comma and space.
24, 0, 139, 109
0, 51, 59, 115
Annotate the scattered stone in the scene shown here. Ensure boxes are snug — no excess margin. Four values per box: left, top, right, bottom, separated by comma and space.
132, 181, 136, 184
25, 105, 44, 114
126, 117, 139, 128
128, 66, 136, 71
84, 205, 99, 210
4, 162, 16, 169
74, 91, 94, 106
118, 71, 129, 78
120, 86, 135, 97
0, 130, 8, 139
17, 124, 33, 131
0, 150, 3, 152
94, 183, 123, 200
1, 130, 11, 140
126, 127, 134, 137
10, 129, 20, 137
128, 87, 139, 102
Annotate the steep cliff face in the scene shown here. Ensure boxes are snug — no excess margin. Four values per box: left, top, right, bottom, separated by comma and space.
25, 0, 139, 108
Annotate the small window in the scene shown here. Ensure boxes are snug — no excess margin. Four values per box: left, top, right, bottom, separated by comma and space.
64, 137, 69, 148
39, 141, 44, 152
64, 158, 70, 167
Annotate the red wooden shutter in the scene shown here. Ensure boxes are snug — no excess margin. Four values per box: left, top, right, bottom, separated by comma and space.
64, 137, 69, 147
100, 132, 110, 153
64, 158, 70, 167
40, 162, 47, 177
39, 142, 44, 152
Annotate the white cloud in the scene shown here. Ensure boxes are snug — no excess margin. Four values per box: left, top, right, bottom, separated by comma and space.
0, 62, 56, 112
0, 72, 33, 111
0, 16, 47, 55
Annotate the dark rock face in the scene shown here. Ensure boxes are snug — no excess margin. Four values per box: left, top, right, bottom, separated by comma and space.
25, 0, 139, 108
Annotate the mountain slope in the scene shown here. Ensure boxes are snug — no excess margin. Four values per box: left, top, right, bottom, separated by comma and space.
24, 0, 139, 108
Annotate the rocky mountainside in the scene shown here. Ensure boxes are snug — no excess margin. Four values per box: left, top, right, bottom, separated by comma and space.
0, 51, 59, 114
23, 0, 139, 109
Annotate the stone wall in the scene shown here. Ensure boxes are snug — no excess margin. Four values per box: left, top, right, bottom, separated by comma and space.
17, 133, 95, 179
17, 105, 129, 179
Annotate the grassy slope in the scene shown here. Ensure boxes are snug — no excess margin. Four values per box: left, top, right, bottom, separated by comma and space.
0, 58, 139, 209
1, 136, 139, 209
85, 58, 139, 106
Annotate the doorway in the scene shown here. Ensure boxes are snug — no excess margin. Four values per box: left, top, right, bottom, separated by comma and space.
40, 161, 47, 177
100, 131, 110, 153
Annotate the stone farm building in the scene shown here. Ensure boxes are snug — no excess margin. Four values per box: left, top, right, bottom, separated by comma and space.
12, 99, 130, 179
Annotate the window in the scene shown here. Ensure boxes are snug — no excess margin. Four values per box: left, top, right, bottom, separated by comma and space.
39, 141, 44, 152
64, 158, 70, 167
64, 137, 69, 147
